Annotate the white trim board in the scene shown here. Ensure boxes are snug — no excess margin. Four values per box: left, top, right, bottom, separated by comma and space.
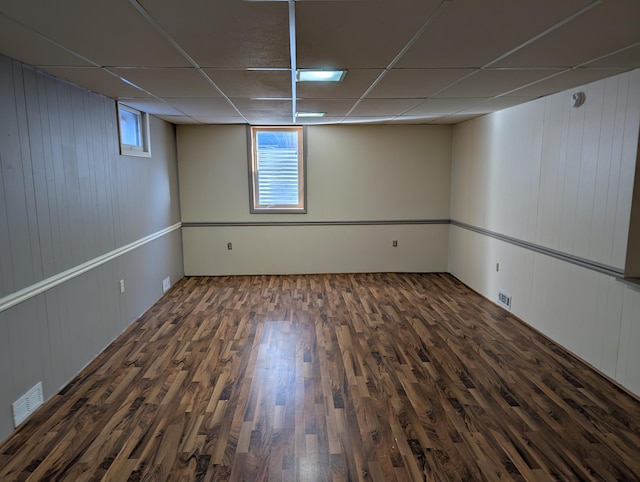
0, 223, 182, 313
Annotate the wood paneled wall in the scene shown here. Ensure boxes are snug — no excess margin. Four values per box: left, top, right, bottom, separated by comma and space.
449, 69, 640, 396
0, 55, 183, 442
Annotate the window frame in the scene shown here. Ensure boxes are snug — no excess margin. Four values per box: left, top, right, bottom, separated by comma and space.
117, 103, 151, 158
248, 125, 307, 214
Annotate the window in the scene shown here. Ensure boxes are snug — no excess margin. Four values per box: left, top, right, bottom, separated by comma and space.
117, 103, 151, 157
249, 126, 306, 213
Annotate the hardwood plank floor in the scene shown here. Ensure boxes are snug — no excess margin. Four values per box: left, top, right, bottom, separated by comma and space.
1, 273, 639, 481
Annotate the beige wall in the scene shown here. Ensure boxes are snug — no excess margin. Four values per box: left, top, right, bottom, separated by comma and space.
449, 69, 640, 395
178, 124, 452, 274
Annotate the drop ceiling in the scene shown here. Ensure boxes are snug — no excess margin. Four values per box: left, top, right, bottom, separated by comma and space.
1, 0, 638, 125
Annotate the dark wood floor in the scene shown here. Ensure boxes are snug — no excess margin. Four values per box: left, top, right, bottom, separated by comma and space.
1, 273, 640, 481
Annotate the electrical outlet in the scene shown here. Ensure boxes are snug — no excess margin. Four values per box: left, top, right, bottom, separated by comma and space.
119, 279, 125, 293
227, 242, 232, 250
496, 262, 500, 272
162, 277, 170, 293
392, 240, 398, 247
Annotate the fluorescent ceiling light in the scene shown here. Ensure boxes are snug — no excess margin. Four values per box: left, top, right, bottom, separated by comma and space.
296, 112, 325, 118
297, 70, 346, 82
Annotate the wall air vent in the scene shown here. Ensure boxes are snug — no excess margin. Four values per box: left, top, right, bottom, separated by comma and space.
12, 382, 44, 427
498, 290, 512, 311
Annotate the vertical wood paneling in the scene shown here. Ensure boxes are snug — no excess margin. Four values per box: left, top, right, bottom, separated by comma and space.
450, 69, 640, 399
614, 70, 640, 267
603, 73, 629, 268
616, 285, 640, 395
13, 61, 43, 288
1, 59, 29, 294
23, 67, 56, 279
0, 54, 183, 443
573, 79, 603, 259
588, 76, 618, 264
0, 312, 14, 437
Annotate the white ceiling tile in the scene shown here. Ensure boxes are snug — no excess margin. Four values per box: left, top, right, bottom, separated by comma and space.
0, 1, 190, 67
139, 0, 290, 68
457, 97, 537, 115
387, 116, 444, 124
430, 115, 482, 125
296, 100, 357, 117
396, 0, 592, 68
294, 117, 344, 125
42, 67, 151, 98
191, 117, 248, 125
204, 70, 292, 98
155, 115, 200, 124
404, 98, 492, 116
349, 99, 425, 117
0, 15, 92, 67
112, 68, 220, 97
493, 0, 640, 68
117, 98, 184, 116
502, 68, 629, 98
433, 69, 561, 98
369, 69, 475, 98
296, 0, 442, 69
164, 98, 241, 117
297, 69, 383, 100
340, 116, 399, 124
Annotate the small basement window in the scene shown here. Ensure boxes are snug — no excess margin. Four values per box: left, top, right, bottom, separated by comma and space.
249, 126, 306, 213
118, 103, 151, 157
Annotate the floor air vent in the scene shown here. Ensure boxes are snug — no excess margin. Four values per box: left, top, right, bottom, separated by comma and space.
12, 382, 44, 427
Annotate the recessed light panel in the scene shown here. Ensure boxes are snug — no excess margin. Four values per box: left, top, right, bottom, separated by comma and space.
296, 70, 346, 82
295, 112, 325, 117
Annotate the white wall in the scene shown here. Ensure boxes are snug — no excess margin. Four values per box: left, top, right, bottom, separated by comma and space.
178, 124, 452, 274
449, 69, 640, 395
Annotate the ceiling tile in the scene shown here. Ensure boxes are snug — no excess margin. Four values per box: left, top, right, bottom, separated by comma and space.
231, 98, 293, 123
502, 68, 629, 98
294, 117, 344, 125
430, 115, 481, 125
204, 70, 292, 98
388, 115, 444, 124
117, 98, 184, 116
457, 97, 537, 114
404, 98, 492, 116
0, 1, 190, 67
155, 115, 200, 124
583, 44, 640, 69
296, 0, 442, 69
368, 69, 475, 98
42, 67, 151, 98
297, 69, 383, 99
139, 0, 290, 68
163, 98, 240, 117
112, 68, 220, 97
396, 0, 592, 68
433, 69, 561, 98
349, 99, 425, 117
191, 117, 248, 125
493, 0, 640, 68
296, 100, 357, 117
0, 15, 92, 67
